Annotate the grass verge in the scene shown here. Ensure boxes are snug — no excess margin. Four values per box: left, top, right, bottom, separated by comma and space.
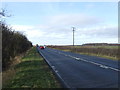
3, 47, 61, 88
76, 52, 118, 60
49, 46, 118, 60
65, 49, 117, 60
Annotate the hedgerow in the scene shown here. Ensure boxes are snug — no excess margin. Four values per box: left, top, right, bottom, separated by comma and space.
1, 22, 32, 70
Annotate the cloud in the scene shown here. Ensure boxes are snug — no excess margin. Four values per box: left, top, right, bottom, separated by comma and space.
74, 25, 118, 44
11, 25, 45, 39
47, 13, 103, 27
37, 13, 104, 34
11, 13, 117, 45
76, 25, 118, 38
85, 3, 95, 9
11, 25, 34, 32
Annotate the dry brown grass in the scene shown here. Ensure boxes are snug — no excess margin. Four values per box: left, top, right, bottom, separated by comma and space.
2, 54, 24, 87
48, 46, 119, 60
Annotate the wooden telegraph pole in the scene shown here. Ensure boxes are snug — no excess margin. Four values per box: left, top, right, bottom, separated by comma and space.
72, 27, 75, 46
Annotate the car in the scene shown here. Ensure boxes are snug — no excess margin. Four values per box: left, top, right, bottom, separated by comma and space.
40, 46, 45, 49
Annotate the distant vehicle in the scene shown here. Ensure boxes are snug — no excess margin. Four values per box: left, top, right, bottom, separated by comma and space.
44, 45, 46, 48
40, 46, 45, 49
36, 44, 39, 47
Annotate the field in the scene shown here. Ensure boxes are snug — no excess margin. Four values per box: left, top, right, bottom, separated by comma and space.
2, 47, 61, 88
48, 45, 119, 60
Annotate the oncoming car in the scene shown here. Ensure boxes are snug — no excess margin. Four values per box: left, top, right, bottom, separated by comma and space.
40, 46, 45, 49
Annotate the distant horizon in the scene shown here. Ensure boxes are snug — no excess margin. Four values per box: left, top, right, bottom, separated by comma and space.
35, 42, 120, 46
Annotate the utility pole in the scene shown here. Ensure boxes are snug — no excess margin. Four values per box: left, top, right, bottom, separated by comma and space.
72, 27, 75, 46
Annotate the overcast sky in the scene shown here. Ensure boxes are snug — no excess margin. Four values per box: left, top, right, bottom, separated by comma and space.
2, 1, 118, 45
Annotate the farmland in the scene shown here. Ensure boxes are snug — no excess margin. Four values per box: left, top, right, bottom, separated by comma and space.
48, 45, 119, 60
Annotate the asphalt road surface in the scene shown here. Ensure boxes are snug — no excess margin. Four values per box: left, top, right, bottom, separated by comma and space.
37, 47, 119, 88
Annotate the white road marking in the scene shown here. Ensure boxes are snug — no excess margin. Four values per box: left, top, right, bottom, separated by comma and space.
75, 58, 80, 60
47, 49, 120, 72
65, 55, 68, 56
100, 65, 109, 69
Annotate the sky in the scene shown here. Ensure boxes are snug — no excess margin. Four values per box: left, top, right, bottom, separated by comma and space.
1, 1, 118, 45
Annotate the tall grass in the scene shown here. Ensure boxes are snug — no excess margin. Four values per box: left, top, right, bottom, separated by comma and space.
49, 46, 119, 60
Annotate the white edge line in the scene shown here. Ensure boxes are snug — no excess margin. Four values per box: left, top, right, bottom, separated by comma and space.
37, 47, 70, 88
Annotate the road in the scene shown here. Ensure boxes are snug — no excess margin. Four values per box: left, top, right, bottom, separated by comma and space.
37, 47, 119, 88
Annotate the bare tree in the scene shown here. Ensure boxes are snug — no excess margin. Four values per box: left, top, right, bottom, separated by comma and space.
0, 8, 11, 18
